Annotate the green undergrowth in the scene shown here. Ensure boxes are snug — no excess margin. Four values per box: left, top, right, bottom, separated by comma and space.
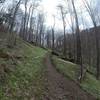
52, 55, 100, 99
0, 37, 47, 100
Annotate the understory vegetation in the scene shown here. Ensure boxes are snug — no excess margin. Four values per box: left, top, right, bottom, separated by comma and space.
52, 55, 100, 99
0, 0, 100, 99
0, 32, 47, 100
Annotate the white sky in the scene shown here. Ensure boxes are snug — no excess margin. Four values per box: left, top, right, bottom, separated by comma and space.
1, 0, 99, 32
41, 0, 87, 30
2, 0, 99, 31
41, 0, 60, 27
19, 0, 99, 31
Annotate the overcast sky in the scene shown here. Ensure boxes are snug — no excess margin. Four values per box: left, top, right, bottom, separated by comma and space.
3, 0, 99, 31
40, 0, 100, 31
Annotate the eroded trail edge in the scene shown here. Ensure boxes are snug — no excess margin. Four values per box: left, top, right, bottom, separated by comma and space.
43, 54, 96, 100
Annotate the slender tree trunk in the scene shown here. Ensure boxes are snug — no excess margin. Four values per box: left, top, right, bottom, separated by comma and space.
94, 25, 100, 79
71, 0, 83, 80
59, 6, 66, 56
52, 28, 55, 50
8, 0, 21, 47
83, 0, 100, 79
23, 0, 28, 40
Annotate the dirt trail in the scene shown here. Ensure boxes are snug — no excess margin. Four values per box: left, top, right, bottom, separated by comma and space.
43, 54, 96, 100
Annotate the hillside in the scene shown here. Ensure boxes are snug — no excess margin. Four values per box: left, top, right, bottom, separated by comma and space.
0, 32, 47, 100
52, 55, 100, 99
1, 0, 100, 99
0, 32, 98, 100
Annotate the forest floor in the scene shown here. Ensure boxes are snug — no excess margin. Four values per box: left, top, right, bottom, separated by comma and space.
0, 32, 47, 100
0, 32, 99, 100
43, 54, 96, 100
52, 56, 100, 100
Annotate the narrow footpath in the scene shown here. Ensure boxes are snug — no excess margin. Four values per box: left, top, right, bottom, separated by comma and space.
43, 54, 96, 100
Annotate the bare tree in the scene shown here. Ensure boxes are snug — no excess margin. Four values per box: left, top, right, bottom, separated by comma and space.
58, 5, 67, 56
8, 0, 22, 47
65, 0, 76, 61
25, 4, 32, 40
28, 4, 36, 42
46, 29, 52, 48
39, 14, 45, 46
22, 0, 28, 40
52, 15, 55, 51
71, 0, 83, 81
83, 0, 100, 79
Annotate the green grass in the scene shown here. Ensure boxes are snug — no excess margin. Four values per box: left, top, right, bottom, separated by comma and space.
52, 56, 100, 99
52, 56, 78, 80
0, 37, 47, 100
81, 73, 100, 99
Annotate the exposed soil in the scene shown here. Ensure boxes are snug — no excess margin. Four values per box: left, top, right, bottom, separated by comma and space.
43, 54, 96, 100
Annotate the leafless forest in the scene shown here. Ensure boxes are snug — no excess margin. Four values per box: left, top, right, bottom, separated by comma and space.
0, 0, 100, 99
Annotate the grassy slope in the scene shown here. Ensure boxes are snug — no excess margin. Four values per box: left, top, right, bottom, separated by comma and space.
0, 36, 47, 100
52, 56, 100, 99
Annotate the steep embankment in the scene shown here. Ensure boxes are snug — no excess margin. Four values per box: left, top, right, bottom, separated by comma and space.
0, 33, 47, 100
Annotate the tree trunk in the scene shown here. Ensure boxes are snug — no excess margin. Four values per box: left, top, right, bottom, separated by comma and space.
71, 0, 83, 80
